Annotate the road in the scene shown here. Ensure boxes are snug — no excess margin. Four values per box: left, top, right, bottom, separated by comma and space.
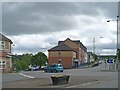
2, 62, 118, 88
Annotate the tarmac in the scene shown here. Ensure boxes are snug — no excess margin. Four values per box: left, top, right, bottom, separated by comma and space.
2, 75, 98, 88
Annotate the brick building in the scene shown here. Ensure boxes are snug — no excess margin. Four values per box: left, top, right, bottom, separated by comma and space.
48, 38, 87, 68
0, 33, 13, 73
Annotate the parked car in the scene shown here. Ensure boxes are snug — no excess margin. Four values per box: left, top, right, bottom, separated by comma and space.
29, 65, 40, 71
41, 66, 46, 70
92, 62, 99, 67
44, 64, 63, 73
99, 60, 102, 64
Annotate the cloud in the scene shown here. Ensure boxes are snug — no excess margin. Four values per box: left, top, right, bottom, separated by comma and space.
9, 34, 54, 54
2, 2, 118, 35
2, 2, 119, 55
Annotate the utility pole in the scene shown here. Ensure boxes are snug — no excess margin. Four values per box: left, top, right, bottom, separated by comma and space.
93, 37, 95, 55
107, 15, 119, 71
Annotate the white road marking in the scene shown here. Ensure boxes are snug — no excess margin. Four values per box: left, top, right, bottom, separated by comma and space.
19, 73, 35, 78
66, 81, 100, 88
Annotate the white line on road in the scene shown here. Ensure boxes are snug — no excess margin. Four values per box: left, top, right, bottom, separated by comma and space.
66, 81, 101, 88
19, 73, 35, 78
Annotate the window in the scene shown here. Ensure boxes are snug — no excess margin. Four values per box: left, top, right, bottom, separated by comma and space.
0, 61, 6, 65
0, 61, 6, 68
0, 41, 5, 50
2, 64, 5, 68
3, 61, 5, 64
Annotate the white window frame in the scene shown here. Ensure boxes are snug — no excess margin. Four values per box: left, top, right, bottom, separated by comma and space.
0, 60, 6, 69
0, 41, 5, 50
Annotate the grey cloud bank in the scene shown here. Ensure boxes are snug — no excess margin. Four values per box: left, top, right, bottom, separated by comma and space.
2, 2, 119, 55
2, 2, 118, 35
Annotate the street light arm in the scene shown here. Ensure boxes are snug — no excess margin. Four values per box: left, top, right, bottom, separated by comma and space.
99, 37, 103, 38
107, 19, 117, 22
107, 16, 119, 22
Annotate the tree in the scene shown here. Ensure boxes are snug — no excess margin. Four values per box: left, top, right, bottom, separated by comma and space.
31, 52, 48, 67
12, 53, 33, 71
12, 52, 48, 71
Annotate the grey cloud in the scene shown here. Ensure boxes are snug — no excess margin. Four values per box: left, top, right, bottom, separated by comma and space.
15, 40, 49, 53
44, 36, 58, 46
2, 2, 79, 35
86, 41, 116, 50
15, 46, 48, 54
2, 2, 118, 36
97, 43, 116, 50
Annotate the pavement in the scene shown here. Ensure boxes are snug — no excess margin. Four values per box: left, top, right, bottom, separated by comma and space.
2, 75, 98, 88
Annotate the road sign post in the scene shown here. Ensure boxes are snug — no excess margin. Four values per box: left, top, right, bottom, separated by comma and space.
107, 59, 116, 71
107, 59, 114, 63
104, 59, 107, 70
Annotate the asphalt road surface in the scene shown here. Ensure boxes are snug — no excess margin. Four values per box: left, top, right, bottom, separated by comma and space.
2, 62, 118, 88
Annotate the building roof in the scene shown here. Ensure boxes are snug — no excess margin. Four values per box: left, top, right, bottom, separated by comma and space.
48, 42, 73, 51
59, 40, 80, 46
0, 33, 13, 44
48, 38, 87, 52
73, 40, 81, 45
59, 38, 87, 52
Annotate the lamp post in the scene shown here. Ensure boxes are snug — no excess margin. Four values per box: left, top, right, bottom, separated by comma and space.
107, 16, 119, 71
92, 37, 103, 64
93, 37, 95, 55
12, 44, 15, 55
93, 37, 103, 55
107, 16, 119, 55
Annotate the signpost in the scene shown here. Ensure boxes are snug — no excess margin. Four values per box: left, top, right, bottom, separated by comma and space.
104, 59, 116, 71
104, 59, 107, 70
107, 59, 116, 71
107, 59, 114, 64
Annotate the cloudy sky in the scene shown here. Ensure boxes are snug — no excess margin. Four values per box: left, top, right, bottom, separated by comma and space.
1, 1, 120, 56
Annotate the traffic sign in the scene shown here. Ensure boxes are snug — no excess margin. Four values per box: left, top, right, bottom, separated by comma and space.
104, 60, 107, 63
107, 59, 114, 63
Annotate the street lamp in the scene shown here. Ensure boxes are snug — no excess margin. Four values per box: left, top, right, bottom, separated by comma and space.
107, 16, 119, 70
92, 37, 103, 64
107, 16, 119, 59
93, 37, 103, 55
93, 37, 95, 55
12, 44, 15, 55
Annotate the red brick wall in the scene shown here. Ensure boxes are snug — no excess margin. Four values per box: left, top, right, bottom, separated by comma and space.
72, 48, 79, 59
64, 39, 83, 62
48, 57, 73, 68
0, 52, 7, 57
